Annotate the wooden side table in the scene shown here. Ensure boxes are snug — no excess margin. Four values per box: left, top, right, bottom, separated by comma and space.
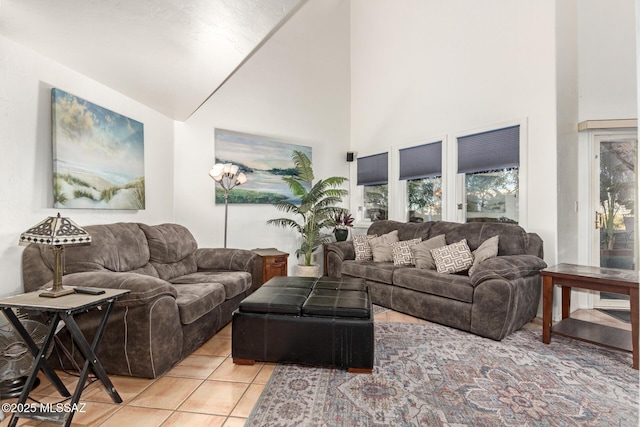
252, 248, 289, 285
0, 288, 130, 426
541, 263, 638, 370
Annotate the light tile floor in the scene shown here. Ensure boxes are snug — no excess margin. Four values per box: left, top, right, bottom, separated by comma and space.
0, 308, 630, 426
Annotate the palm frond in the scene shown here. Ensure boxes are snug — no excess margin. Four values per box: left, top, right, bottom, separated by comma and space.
292, 150, 314, 184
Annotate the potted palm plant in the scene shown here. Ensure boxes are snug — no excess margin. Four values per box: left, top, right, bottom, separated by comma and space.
267, 150, 348, 277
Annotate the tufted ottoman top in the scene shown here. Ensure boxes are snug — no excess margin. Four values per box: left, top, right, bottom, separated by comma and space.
238, 276, 370, 318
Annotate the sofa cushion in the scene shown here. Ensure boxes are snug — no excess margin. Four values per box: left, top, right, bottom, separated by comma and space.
353, 234, 376, 261
393, 268, 474, 303
370, 230, 400, 262
171, 283, 226, 325
368, 220, 434, 241
171, 271, 251, 300
392, 238, 422, 265
62, 223, 152, 274
431, 239, 474, 273
428, 221, 528, 255
138, 223, 198, 280
412, 234, 446, 270
468, 235, 499, 276
341, 260, 397, 284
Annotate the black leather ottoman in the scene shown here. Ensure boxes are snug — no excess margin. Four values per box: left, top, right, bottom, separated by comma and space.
232, 276, 374, 372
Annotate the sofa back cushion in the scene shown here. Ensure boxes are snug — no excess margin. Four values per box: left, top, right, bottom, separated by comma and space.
62, 223, 154, 274
138, 223, 198, 281
428, 221, 528, 255
367, 220, 434, 241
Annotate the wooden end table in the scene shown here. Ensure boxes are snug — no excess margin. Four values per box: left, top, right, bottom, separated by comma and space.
541, 263, 638, 370
0, 288, 129, 426
252, 248, 289, 285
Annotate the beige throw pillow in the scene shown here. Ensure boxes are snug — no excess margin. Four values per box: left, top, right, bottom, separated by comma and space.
353, 234, 377, 261
391, 238, 422, 265
412, 234, 447, 270
369, 230, 400, 262
431, 239, 474, 274
468, 235, 499, 276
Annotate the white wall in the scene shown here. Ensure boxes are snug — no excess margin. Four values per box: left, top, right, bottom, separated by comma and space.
556, 0, 580, 265
578, 0, 637, 121
0, 35, 175, 297
173, 0, 351, 272
349, 0, 559, 264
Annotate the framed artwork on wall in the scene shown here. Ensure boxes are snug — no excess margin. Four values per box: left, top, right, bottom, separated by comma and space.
214, 129, 312, 204
51, 88, 145, 210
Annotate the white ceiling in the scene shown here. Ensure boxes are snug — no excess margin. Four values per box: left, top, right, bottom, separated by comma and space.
0, 0, 304, 120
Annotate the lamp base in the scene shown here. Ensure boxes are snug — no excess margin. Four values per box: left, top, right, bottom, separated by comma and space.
39, 287, 75, 298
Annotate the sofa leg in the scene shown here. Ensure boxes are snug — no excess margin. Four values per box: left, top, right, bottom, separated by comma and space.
233, 358, 255, 365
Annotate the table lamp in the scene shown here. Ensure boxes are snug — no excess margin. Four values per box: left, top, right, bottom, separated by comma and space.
19, 213, 92, 297
209, 163, 247, 248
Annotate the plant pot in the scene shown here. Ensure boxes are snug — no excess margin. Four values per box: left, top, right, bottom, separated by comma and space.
294, 264, 321, 277
334, 229, 349, 242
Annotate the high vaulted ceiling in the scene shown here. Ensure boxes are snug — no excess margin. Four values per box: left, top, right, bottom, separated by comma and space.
0, 0, 304, 120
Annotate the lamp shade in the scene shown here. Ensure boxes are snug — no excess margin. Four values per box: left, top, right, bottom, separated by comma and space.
209, 163, 225, 180
19, 213, 91, 246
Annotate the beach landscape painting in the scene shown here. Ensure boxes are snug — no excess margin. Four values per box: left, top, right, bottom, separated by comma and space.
52, 88, 145, 210
214, 129, 312, 204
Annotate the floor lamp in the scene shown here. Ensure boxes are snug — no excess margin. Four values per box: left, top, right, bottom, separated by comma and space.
209, 163, 247, 248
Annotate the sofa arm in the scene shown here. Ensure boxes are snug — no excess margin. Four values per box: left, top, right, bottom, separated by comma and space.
325, 241, 355, 278
51, 271, 177, 307
469, 255, 547, 287
195, 248, 261, 292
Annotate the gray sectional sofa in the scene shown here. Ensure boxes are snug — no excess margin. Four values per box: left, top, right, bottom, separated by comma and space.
22, 222, 261, 378
325, 220, 547, 340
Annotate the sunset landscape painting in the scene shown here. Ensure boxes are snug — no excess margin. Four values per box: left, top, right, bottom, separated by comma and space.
52, 88, 145, 210
214, 129, 312, 204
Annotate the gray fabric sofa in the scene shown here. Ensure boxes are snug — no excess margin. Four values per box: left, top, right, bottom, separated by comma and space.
325, 220, 547, 340
22, 222, 261, 378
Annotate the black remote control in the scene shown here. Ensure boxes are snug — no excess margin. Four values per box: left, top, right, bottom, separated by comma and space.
73, 287, 106, 295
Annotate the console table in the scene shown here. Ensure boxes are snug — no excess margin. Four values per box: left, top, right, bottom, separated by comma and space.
0, 288, 129, 426
541, 263, 638, 369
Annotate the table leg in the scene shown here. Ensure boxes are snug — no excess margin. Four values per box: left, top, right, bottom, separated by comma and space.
542, 275, 553, 344
60, 299, 122, 405
630, 287, 638, 370
561, 286, 571, 319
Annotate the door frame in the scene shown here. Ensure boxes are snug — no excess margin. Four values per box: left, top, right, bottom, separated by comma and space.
579, 123, 637, 309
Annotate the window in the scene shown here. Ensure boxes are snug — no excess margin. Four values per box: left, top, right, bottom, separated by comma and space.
357, 153, 388, 221
399, 142, 442, 222
458, 126, 520, 223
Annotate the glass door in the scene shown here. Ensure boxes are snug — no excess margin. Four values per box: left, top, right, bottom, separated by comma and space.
593, 134, 637, 309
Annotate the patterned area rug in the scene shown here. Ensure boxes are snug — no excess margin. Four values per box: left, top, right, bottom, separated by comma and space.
246, 322, 638, 426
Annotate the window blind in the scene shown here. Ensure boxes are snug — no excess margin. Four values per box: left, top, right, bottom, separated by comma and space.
457, 125, 520, 174
399, 141, 442, 180
357, 152, 388, 186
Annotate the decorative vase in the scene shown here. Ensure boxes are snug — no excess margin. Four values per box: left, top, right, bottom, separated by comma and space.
294, 264, 321, 277
334, 229, 349, 242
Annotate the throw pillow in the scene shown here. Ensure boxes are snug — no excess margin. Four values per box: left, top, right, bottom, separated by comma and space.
412, 234, 447, 270
468, 235, 500, 276
369, 230, 400, 262
353, 234, 377, 261
391, 238, 422, 266
431, 239, 474, 274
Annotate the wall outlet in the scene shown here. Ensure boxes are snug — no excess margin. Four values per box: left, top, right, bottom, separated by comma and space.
312, 254, 317, 262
